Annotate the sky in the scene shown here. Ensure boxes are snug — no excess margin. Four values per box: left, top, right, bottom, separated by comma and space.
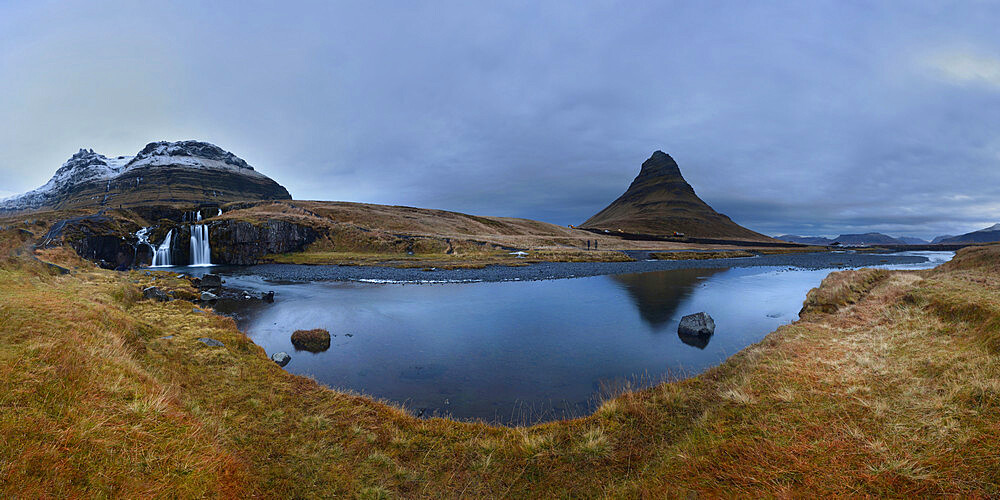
1, 1, 999, 240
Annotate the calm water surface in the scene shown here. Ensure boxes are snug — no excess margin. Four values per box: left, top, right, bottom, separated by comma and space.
200, 251, 951, 424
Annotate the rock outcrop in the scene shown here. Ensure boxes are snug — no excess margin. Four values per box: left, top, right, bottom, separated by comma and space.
210, 219, 318, 265
1, 141, 290, 214
581, 151, 772, 241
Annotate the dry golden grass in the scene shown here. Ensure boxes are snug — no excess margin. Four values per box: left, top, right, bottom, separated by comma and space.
2, 240, 999, 496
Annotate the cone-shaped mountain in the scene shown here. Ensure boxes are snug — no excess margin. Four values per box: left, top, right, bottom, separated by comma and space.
582, 151, 772, 241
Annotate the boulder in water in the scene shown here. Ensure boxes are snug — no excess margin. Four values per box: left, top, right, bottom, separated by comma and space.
262, 291, 275, 302
271, 352, 291, 367
291, 328, 331, 352
142, 286, 170, 302
199, 274, 222, 290
678, 312, 715, 337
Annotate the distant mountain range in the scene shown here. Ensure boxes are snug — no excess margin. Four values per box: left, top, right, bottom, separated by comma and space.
936, 224, 1000, 244
581, 151, 774, 241
776, 233, 928, 246
0, 141, 290, 213
779, 224, 1000, 246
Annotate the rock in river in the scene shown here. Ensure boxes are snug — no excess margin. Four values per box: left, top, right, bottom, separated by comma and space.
271, 351, 291, 367
199, 274, 222, 290
678, 312, 715, 337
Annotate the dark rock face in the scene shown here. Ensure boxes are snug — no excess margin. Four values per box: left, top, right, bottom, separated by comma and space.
41, 213, 141, 270
581, 151, 771, 240
678, 312, 715, 337
210, 219, 318, 265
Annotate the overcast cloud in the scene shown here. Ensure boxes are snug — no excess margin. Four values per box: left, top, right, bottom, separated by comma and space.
1, 0, 999, 239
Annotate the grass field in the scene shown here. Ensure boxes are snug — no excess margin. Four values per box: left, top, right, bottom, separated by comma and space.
2, 234, 998, 496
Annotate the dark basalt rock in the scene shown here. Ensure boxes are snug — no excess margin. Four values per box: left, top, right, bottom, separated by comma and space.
678, 312, 715, 337
210, 219, 318, 265
41, 213, 142, 270
199, 274, 223, 290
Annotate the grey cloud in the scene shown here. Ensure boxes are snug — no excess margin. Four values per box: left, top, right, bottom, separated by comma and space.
1, 1, 999, 240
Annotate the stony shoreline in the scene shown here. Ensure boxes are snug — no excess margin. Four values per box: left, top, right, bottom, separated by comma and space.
229, 251, 933, 283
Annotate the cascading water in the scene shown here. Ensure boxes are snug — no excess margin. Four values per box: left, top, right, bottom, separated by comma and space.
189, 224, 212, 266
151, 229, 174, 267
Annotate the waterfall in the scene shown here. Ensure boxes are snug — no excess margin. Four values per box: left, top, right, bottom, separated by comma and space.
151, 229, 174, 267
183, 210, 204, 223
189, 224, 212, 267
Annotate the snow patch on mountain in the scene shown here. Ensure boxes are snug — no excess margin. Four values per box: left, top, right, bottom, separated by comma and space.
125, 140, 265, 178
973, 223, 1000, 233
0, 141, 266, 211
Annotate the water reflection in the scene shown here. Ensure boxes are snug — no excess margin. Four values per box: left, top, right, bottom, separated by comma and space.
207, 266, 839, 424
678, 331, 712, 349
610, 268, 725, 330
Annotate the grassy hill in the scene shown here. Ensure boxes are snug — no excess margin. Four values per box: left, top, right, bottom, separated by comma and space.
2, 231, 998, 496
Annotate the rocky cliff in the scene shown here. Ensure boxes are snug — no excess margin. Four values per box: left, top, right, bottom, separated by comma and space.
581, 151, 772, 241
209, 219, 318, 265
1, 141, 291, 213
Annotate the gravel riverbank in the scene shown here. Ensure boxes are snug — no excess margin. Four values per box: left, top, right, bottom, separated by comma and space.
224, 251, 937, 283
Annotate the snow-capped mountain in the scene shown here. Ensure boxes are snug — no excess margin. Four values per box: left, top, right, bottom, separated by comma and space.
1, 141, 290, 213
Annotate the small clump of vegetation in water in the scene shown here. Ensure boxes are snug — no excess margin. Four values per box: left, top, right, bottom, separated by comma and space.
291, 328, 332, 352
